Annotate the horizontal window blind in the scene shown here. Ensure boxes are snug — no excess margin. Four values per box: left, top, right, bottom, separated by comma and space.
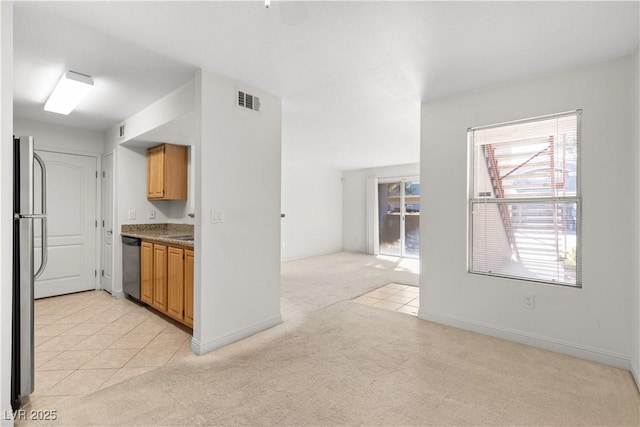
468, 111, 581, 287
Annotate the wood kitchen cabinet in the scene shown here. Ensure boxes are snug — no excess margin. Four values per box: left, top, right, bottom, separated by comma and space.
147, 143, 188, 200
152, 244, 168, 311
167, 246, 184, 321
140, 241, 154, 305
184, 249, 194, 327
140, 240, 194, 328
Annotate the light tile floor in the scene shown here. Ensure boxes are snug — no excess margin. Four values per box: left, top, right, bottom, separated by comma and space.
353, 282, 419, 315
24, 290, 192, 410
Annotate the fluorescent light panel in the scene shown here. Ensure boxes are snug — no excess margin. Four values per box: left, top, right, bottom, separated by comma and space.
44, 71, 94, 115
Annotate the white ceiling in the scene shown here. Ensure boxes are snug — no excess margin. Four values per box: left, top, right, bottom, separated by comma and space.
13, 1, 639, 170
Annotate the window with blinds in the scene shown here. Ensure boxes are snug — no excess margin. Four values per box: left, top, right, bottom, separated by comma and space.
468, 110, 581, 287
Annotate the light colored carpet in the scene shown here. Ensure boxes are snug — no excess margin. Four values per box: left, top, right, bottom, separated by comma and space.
23, 252, 639, 426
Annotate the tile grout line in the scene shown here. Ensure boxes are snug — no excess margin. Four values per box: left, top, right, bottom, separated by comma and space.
32, 291, 193, 400
353, 283, 420, 317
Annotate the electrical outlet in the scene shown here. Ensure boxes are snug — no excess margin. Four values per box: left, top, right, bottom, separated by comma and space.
211, 210, 225, 223
148, 209, 156, 220
523, 295, 535, 310
127, 210, 136, 220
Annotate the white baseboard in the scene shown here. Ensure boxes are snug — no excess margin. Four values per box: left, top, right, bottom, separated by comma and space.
419, 310, 631, 370
111, 291, 126, 299
191, 313, 282, 355
631, 360, 640, 392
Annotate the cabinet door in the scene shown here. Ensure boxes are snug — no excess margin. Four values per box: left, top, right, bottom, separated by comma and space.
140, 241, 154, 304
167, 246, 184, 321
162, 144, 188, 200
184, 249, 194, 327
152, 244, 168, 311
147, 145, 165, 198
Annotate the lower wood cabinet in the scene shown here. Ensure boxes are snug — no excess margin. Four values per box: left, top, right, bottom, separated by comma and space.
141, 242, 154, 305
167, 246, 184, 320
184, 250, 194, 327
140, 240, 194, 328
152, 244, 168, 311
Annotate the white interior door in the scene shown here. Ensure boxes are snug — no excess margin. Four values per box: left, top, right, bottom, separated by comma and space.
101, 153, 114, 293
34, 151, 98, 299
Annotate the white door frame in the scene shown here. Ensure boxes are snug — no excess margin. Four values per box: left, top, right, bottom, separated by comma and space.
366, 177, 379, 255
36, 147, 102, 291
101, 151, 114, 293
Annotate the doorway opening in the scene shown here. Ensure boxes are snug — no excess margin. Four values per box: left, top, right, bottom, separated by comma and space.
377, 180, 420, 258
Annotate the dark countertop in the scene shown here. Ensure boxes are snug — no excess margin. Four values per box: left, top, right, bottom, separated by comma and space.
121, 223, 194, 248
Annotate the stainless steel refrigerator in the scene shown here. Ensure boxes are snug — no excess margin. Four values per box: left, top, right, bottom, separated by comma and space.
11, 136, 48, 410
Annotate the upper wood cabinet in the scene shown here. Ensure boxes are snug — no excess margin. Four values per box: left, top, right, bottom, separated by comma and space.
147, 143, 188, 200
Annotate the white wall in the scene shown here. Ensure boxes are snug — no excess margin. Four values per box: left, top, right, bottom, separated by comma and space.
13, 118, 104, 155
342, 163, 419, 253
115, 146, 175, 225
112, 142, 194, 225
632, 45, 640, 386
193, 70, 281, 354
420, 55, 636, 369
0, 3, 13, 425
281, 160, 343, 261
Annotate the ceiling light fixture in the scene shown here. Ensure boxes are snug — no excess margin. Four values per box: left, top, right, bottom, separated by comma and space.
44, 71, 94, 115
265, 0, 270, 8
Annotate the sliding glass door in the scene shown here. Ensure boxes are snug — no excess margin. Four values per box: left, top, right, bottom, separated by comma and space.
378, 183, 402, 256
403, 181, 420, 257
378, 180, 420, 258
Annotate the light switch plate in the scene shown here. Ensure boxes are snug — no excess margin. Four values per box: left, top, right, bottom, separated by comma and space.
148, 209, 156, 219
128, 210, 136, 220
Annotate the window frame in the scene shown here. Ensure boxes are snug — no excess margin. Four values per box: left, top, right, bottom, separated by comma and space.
467, 110, 582, 288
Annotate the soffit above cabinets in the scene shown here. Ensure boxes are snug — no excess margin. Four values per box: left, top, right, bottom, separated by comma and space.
126, 112, 196, 149
113, 80, 195, 149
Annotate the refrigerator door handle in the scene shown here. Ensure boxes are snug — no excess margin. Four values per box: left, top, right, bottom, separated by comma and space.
33, 152, 47, 279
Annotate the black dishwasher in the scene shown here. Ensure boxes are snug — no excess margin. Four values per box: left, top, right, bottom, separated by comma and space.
122, 237, 141, 301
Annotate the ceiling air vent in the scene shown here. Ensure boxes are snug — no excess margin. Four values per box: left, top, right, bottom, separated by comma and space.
118, 122, 126, 139
237, 89, 260, 112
